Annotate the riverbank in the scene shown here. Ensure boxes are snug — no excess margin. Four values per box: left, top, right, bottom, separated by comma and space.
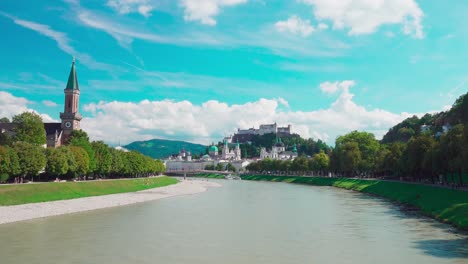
0, 176, 178, 206
197, 173, 468, 230
0, 179, 220, 225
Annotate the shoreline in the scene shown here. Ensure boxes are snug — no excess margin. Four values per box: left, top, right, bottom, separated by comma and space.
0, 180, 221, 225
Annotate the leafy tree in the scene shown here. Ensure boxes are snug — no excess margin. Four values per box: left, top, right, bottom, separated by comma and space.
13, 141, 46, 181
405, 135, 435, 181
291, 155, 308, 172
70, 146, 89, 178
0, 132, 12, 146
0, 146, 18, 182
12, 112, 46, 145
225, 163, 236, 172
109, 148, 125, 177
335, 131, 379, 173
46, 147, 74, 177
310, 151, 330, 173
382, 142, 406, 177
0, 117, 10, 123
68, 130, 96, 173
336, 141, 362, 176
92, 141, 112, 177
215, 163, 224, 171
439, 124, 465, 185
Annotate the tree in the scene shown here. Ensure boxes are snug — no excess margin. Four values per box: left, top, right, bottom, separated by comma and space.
109, 148, 125, 177
46, 147, 74, 177
70, 146, 89, 178
405, 135, 435, 181
13, 141, 46, 181
439, 124, 465, 185
0, 117, 10, 123
383, 142, 406, 177
310, 151, 329, 174
12, 112, 46, 145
291, 155, 308, 172
68, 130, 96, 173
92, 141, 112, 177
336, 141, 362, 177
0, 132, 12, 146
0, 146, 19, 182
335, 131, 380, 174
225, 163, 236, 172
215, 163, 224, 171
204, 164, 215, 170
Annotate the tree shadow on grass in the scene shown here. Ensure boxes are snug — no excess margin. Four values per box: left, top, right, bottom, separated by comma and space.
413, 238, 468, 259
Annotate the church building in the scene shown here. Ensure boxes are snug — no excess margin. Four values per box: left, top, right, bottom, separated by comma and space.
0, 60, 82, 148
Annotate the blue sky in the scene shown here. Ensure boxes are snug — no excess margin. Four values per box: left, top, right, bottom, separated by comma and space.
0, 0, 467, 145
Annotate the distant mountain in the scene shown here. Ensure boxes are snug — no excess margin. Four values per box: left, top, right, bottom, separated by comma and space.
124, 139, 207, 159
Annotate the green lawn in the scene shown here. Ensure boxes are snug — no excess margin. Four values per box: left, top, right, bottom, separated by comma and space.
0, 176, 178, 206
196, 173, 226, 179
197, 173, 468, 230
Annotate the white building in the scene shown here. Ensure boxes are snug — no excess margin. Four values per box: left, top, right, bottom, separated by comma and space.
165, 141, 248, 173
260, 138, 298, 160
236, 122, 292, 136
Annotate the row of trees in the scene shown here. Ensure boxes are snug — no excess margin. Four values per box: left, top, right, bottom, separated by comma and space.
204, 163, 236, 172
0, 112, 165, 183
246, 151, 329, 175
245, 126, 467, 185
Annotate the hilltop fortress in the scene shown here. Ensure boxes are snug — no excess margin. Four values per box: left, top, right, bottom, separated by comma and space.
232, 122, 293, 143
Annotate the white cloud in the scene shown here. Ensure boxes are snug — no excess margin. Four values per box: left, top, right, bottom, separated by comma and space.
300, 0, 424, 38
319, 80, 355, 94
317, 23, 328, 30
275, 15, 315, 37
180, 0, 248, 26
80, 81, 416, 145
0, 92, 56, 122
42, 100, 58, 107
107, 0, 154, 17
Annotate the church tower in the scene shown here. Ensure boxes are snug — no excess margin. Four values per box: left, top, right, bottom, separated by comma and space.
60, 59, 82, 143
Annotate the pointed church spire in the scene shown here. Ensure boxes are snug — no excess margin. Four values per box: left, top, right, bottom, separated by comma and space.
65, 58, 79, 90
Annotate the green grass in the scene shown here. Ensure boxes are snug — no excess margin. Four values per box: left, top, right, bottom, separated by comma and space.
196, 173, 226, 179
0, 176, 178, 206
198, 173, 468, 230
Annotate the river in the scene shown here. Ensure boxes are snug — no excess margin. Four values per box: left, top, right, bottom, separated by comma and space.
0, 180, 467, 263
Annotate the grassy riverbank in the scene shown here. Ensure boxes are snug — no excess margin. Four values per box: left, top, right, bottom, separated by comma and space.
0, 176, 178, 206
197, 173, 468, 230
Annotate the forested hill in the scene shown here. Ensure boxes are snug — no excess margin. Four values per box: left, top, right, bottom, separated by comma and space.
382, 92, 468, 143
224, 133, 331, 158
124, 139, 207, 159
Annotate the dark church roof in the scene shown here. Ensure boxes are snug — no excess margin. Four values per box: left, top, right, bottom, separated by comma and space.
65, 59, 79, 90
43, 123, 62, 135
0, 123, 16, 131
0, 122, 61, 136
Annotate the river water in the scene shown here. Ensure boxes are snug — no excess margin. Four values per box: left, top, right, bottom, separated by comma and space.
0, 180, 467, 264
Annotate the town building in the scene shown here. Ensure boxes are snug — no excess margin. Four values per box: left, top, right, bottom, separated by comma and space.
236, 122, 292, 136
0, 60, 82, 148
232, 122, 294, 143
165, 140, 246, 173
259, 137, 298, 160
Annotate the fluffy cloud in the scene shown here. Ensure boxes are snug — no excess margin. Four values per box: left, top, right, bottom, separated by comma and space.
180, 0, 248, 25
0, 92, 56, 122
275, 15, 315, 37
107, 0, 153, 17
80, 81, 416, 145
300, 0, 424, 38
319, 80, 355, 94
